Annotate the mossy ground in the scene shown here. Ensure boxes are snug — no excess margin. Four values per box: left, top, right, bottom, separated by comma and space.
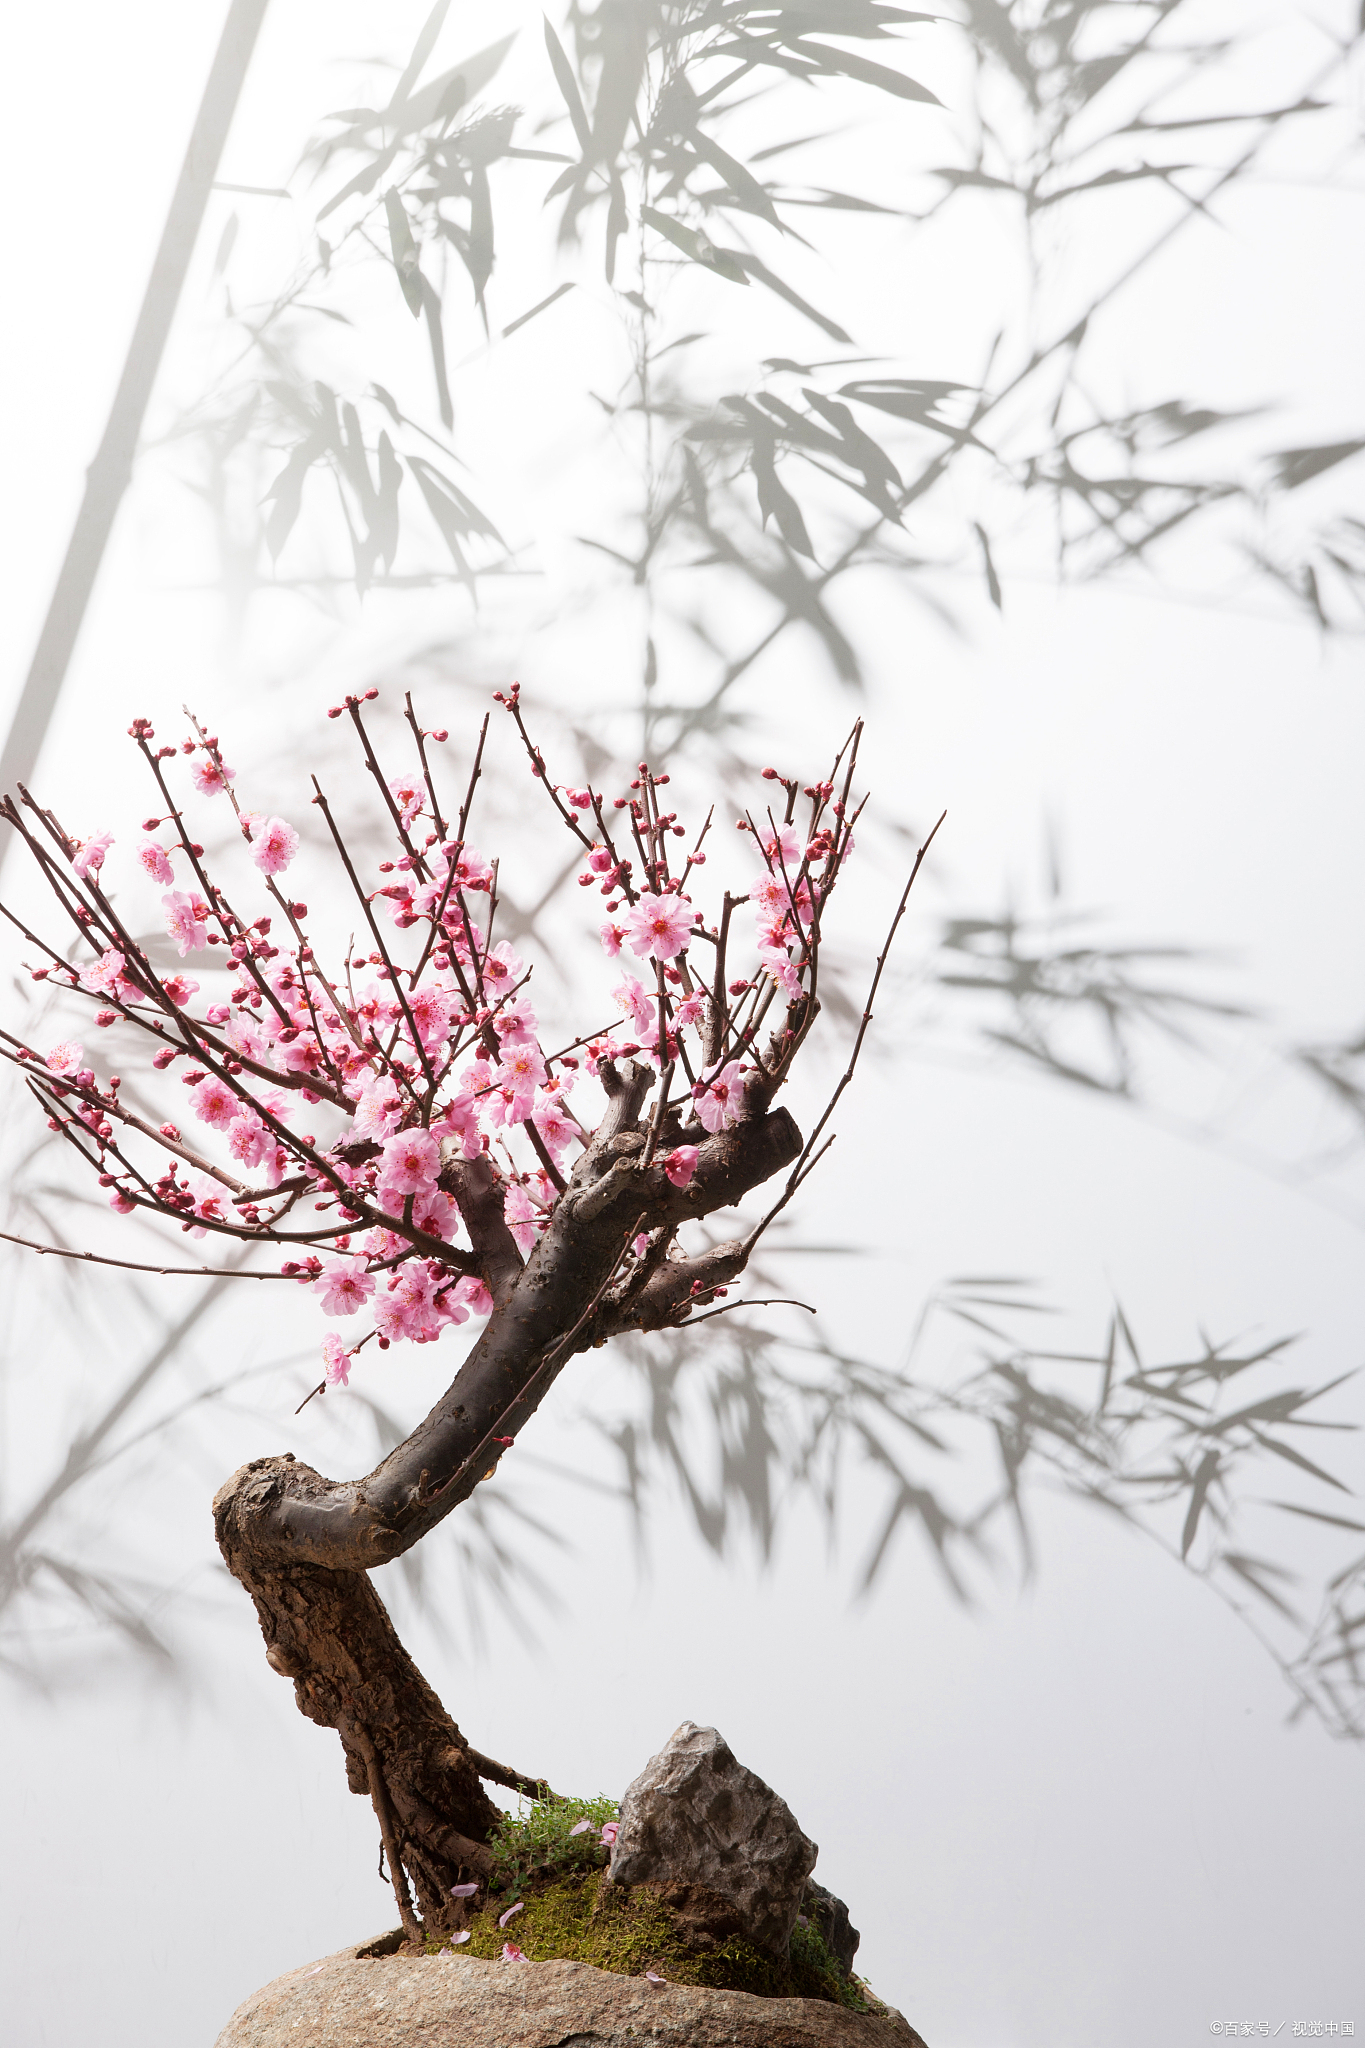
423, 1867, 872, 2012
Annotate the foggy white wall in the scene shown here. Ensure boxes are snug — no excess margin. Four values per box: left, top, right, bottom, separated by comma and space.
1, 6, 1362, 2046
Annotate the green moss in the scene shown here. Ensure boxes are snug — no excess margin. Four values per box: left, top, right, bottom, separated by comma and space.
486, 1791, 619, 1895
430, 1868, 872, 2012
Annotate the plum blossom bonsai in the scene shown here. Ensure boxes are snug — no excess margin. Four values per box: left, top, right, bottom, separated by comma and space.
0, 687, 938, 1946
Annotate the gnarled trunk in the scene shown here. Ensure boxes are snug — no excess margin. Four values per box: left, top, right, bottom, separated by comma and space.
214, 1476, 506, 1939
213, 1067, 803, 1942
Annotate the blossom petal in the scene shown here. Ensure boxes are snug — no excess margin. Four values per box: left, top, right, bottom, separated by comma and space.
498, 1901, 524, 1928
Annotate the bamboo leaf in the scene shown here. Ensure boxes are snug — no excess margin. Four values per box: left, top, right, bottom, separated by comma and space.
1269, 441, 1365, 491
543, 15, 592, 155
502, 281, 575, 339
261, 435, 326, 559
731, 251, 851, 340
776, 34, 943, 103
383, 188, 423, 317
691, 131, 783, 229
605, 169, 628, 285
373, 433, 403, 573
1271, 1502, 1365, 1534
1247, 1430, 1351, 1494
973, 520, 1002, 609
407, 455, 505, 575
468, 162, 495, 317
417, 274, 453, 429
641, 205, 751, 284
388, 0, 453, 114
1181, 1447, 1220, 1558
752, 442, 815, 558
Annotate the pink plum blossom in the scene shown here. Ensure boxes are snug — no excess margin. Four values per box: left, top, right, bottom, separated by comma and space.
71, 830, 113, 879
600, 1822, 619, 1846
226, 1111, 282, 1181
163, 890, 210, 956
374, 1263, 443, 1344
533, 1093, 579, 1159
190, 1074, 239, 1129
501, 1944, 527, 1962
163, 974, 200, 1007
83, 950, 127, 999
252, 816, 299, 875
412, 1188, 460, 1241
759, 823, 802, 868
388, 771, 425, 825
612, 976, 654, 1036
191, 755, 234, 795
492, 996, 538, 1046
322, 1332, 352, 1387
440, 842, 493, 892
406, 983, 458, 1048
663, 1145, 699, 1189
380, 1127, 441, 1195
187, 1177, 229, 1238
137, 840, 175, 884
695, 1059, 747, 1134
352, 1078, 403, 1140
624, 890, 694, 962
599, 920, 624, 958
453, 1274, 493, 1318
759, 944, 803, 1002
314, 1257, 376, 1317
481, 940, 523, 994
673, 992, 706, 1031
45, 1041, 84, 1075
503, 1182, 541, 1256
490, 1041, 546, 1123
433, 1091, 482, 1159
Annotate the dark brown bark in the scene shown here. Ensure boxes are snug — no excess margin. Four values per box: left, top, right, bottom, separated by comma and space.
213, 1068, 802, 1939
213, 1482, 500, 1937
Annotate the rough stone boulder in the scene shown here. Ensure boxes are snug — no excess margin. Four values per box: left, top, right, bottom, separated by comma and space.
213, 1943, 929, 2048
803, 1878, 861, 1976
610, 1721, 819, 1958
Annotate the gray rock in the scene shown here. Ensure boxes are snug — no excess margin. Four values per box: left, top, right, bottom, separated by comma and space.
802, 1879, 861, 1976
609, 1721, 818, 1957
214, 1942, 929, 2048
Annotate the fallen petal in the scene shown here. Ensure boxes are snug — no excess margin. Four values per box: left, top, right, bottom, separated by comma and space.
450, 1882, 479, 1898
498, 1901, 524, 1928
645, 1971, 666, 1984
569, 1819, 593, 1837
451, 1932, 471, 1946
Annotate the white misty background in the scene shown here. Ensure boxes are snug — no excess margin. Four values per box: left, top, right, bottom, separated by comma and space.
1, 4, 1363, 2045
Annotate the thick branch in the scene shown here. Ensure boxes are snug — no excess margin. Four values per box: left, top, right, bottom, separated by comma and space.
212, 1097, 801, 1572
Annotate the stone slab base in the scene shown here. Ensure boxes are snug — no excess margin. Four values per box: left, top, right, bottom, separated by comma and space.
213, 1937, 929, 2048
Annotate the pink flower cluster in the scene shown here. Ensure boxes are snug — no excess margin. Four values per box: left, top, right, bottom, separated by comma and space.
14, 699, 862, 1410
